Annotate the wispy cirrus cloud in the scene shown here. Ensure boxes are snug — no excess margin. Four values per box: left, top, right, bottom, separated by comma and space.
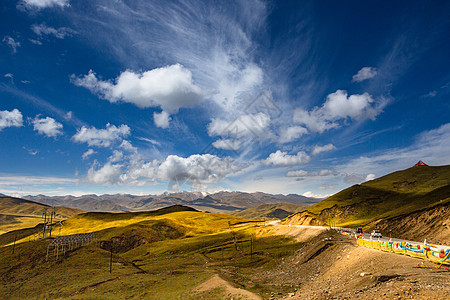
352, 67, 377, 82
18, 0, 70, 10
65, 0, 267, 117
2, 36, 20, 53
31, 23, 75, 40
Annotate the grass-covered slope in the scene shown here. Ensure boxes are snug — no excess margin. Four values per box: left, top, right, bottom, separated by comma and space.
285, 165, 450, 228
0, 196, 84, 235
0, 205, 305, 299
233, 203, 306, 220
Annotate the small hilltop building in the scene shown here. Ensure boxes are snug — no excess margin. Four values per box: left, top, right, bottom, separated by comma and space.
413, 160, 428, 167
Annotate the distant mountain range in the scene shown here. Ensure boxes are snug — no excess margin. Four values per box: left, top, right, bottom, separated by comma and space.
22, 191, 319, 213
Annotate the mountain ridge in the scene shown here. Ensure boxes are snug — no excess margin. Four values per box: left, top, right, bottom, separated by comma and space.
22, 191, 319, 213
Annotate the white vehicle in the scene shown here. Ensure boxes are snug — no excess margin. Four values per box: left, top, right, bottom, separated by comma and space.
371, 230, 382, 238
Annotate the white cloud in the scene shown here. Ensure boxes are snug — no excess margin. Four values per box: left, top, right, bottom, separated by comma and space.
286, 170, 309, 177
86, 161, 123, 185
64, 111, 73, 120
19, 0, 70, 9
72, 64, 205, 113
365, 174, 376, 181
312, 144, 336, 155
208, 113, 271, 139
2, 36, 20, 53
212, 139, 242, 150
109, 150, 124, 163
293, 90, 383, 133
302, 191, 329, 199
157, 154, 244, 183
352, 67, 377, 82
137, 137, 161, 146
279, 126, 308, 143
4, 73, 13, 83
72, 123, 130, 147
32, 116, 63, 137
31, 23, 75, 39
318, 169, 335, 176
285, 169, 335, 178
263, 150, 311, 167
84, 153, 247, 185
0, 175, 77, 186
153, 111, 171, 129
119, 140, 137, 153
64, 1, 267, 118
0, 109, 23, 130
82, 149, 96, 160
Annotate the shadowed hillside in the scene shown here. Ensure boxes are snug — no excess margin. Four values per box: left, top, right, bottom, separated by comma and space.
233, 203, 307, 220
0, 196, 84, 235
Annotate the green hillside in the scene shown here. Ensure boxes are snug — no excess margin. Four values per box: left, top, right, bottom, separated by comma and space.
0, 205, 303, 299
233, 203, 306, 220
285, 165, 450, 227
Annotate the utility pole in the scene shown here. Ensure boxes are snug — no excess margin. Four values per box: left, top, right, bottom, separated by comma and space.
42, 210, 47, 238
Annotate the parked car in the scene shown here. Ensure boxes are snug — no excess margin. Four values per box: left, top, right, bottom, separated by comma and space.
356, 228, 363, 234
371, 230, 382, 238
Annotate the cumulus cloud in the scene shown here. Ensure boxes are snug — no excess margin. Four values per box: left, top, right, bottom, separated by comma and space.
365, 174, 376, 181
72, 123, 130, 147
31, 23, 75, 39
0, 109, 23, 130
302, 191, 328, 199
312, 144, 336, 155
86, 161, 123, 185
2, 36, 20, 53
19, 0, 70, 9
72, 64, 205, 113
293, 90, 383, 133
352, 67, 377, 82
108, 150, 124, 163
279, 126, 308, 143
119, 140, 137, 153
153, 111, 171, 129
32, 116, 63, 137
285, 170, 309, 177
82, 149, 96, 160
263, 150, 311, 167
84, 153, 247, 185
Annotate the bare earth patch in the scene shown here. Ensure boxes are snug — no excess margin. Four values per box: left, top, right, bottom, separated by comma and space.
195, 274, 262, 300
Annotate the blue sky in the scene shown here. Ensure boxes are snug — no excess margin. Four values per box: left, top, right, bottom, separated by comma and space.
1, 0, 449, 197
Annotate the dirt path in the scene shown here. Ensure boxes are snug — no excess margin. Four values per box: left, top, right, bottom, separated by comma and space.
194, 274, 262, 300
256, 223, 327, 242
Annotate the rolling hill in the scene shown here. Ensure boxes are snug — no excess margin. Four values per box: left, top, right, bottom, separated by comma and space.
233, 203, 307, 220
284, 164, 450, 243
0, 196, 84, 235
